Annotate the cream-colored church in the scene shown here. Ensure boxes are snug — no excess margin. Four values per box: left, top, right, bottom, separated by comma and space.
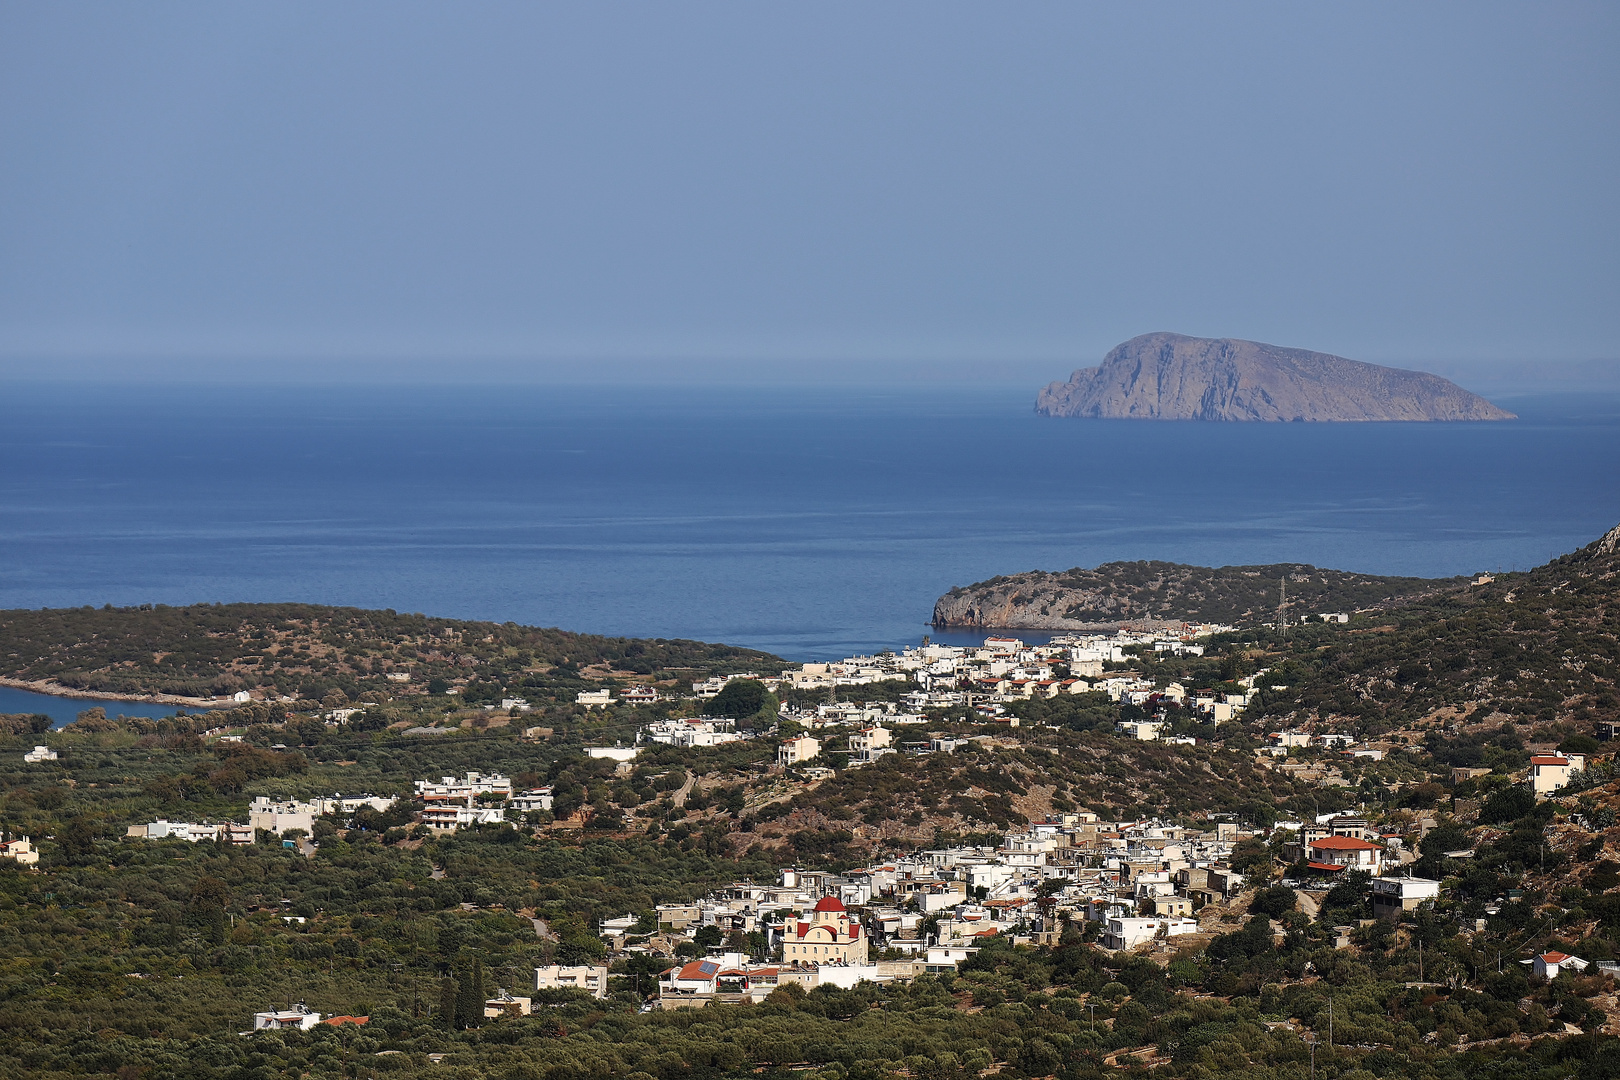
783, 896, 866, 964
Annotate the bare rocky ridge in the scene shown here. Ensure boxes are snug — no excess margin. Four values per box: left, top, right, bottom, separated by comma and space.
933, 560, 1464, 630
1036, 332, 1515, 421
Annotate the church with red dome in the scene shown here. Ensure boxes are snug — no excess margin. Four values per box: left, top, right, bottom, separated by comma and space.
784, 896, 866, 966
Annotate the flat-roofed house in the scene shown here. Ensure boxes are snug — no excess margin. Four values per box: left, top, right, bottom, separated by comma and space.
778, 736, 821, 767
1370, 876, 1440, 919
535, 964, 610, 998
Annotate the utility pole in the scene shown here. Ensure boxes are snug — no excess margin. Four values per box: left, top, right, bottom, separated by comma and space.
1327, 997, 1333, 1054
1277, 578, 1288, 639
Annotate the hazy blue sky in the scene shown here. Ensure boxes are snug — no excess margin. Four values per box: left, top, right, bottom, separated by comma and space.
1, 3, 1616, 378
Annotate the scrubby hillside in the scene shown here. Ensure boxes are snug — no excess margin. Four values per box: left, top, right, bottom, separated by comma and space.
0, 602, 779, 704
934, 560, 1462, 630
1248, 522, 1620, 733
738, 728, 1323, 861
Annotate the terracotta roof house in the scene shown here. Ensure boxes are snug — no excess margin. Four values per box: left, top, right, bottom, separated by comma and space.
1307, 835, 1383, 874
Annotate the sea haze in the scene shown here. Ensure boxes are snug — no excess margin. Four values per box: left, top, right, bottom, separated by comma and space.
0, 380, 1616, 661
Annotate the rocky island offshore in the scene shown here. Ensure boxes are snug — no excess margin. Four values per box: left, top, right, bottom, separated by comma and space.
1036, 331, 1515, 421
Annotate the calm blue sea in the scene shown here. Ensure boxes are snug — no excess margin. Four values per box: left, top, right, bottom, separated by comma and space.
1, 380, 1617, 672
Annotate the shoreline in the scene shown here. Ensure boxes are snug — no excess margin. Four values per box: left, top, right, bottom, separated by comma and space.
0, 676, 227, 710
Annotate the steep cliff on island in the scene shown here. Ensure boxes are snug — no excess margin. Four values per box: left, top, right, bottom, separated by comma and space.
1036, 332, 1515, 421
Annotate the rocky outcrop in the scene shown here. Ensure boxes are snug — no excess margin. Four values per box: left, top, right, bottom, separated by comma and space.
1036, 333, 1515, 422
931, 572, 1172, 631
1592, 523, 1620, 558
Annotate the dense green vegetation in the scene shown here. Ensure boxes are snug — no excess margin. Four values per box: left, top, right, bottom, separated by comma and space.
2, 775, 1617, 1080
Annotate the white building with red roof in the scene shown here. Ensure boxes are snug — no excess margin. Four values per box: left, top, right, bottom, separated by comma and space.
1531, 951, 1588, 980
657, 952, 802, 1005
661, 958, 723, 996
784, 896, 866, 965
1307, 835, 1383, 875
1531, 754, 1584, 796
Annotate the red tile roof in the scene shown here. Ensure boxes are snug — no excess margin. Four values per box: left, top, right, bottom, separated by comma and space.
1531, 756, 1570, 766
1309, 835, 1381, 851
321, 1015, 369, 1027
1306, 861, 1348, 872
1540, 951, 1572, 963
674, 960, 720, 981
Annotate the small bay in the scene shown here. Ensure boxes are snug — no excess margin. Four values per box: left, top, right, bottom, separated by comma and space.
0, 684, 201, 730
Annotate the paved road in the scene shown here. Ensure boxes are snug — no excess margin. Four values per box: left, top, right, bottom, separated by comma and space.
1294, 889, 1320, 917
673, 771, 697, 809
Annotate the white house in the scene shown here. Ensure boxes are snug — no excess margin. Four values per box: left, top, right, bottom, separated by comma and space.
509, 788, 554, 814
848, 727, 894, 765
576, 689, 613, 708
0, 838, 38, 866
778, 736, 821, 766
599, 913, 639, 937
133, 820, 214, 843
1530, 754, 1584, 796
1530, 951, 1588, 980
248, 797, 315, 837
1307, 835, 1383, 875
1370, 876, 1441, 919
22, 745, 57, 763
1101, 916, 1198, 951
641, 717, 746, 748
254, 1005, 322, 1031
660, 958, 721, 997
484, 991, 532, 1018
415, 772, 514, 802
535, 965, 610, 998
420, 805, 507, 832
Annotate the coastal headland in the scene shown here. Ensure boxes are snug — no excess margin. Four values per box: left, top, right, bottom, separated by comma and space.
935, 560, 1466, 630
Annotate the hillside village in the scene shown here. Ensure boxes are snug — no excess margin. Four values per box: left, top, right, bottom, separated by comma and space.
79, 617, 1611, 1021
